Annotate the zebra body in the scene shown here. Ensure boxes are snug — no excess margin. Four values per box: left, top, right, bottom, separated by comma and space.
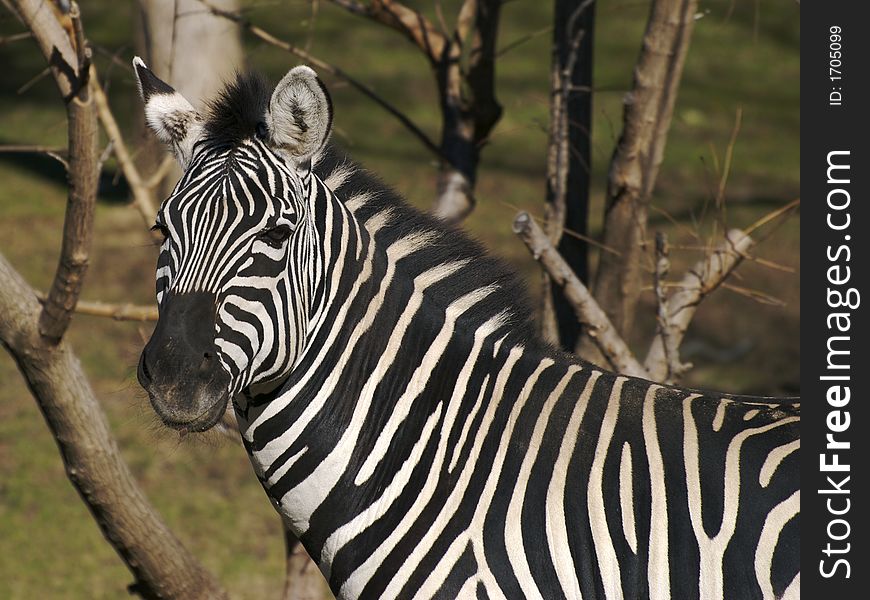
134, 60, 800, 599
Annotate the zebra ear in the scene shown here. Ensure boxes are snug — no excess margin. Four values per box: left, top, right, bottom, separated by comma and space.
266, 66, 333, 165
133, 56, 203, 169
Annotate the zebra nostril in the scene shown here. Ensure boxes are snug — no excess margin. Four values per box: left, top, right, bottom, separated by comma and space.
198, 351, 214, 374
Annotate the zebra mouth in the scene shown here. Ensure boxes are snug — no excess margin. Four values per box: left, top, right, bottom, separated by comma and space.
149, 392, 229, 433
138, 349, 231, 433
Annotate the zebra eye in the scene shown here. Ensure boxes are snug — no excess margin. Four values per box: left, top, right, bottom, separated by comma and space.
150, 222, 170, 242
255, 122, 269, 140
260, 224, 292, 247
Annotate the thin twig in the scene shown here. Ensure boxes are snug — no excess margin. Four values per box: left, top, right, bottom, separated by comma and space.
498, 199, 622, 256
496, 25, 552, 57
199, 0, 446, 164
91, 69, 160, 234
721, 282, 786, 307
0, 144, 69, 169
712, 106, 743, 233
514, 212, 648, 378
643, 228, 754, 381
0, 31, 31, 45
37, 294, 158, 321
744, 198, 800, 235
16, 66, 50, 94
144, 155, 176, 190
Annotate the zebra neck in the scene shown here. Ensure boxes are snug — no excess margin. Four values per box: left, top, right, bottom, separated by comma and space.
238, 206, 537, 571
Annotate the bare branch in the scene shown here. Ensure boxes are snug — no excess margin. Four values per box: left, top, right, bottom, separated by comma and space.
37, 293, 158, 321
144, 154, 176, 190
544, 2, 591, 245
539, 0, 595, 347
328, 0, 448, 62
91, 70, 161, 234
454, 0, 477, 48
496, 25, 552, 57
744, 198, 800, 235
643, 228, 754, 381
0, 30, 31, 46
198, 0, 444, 163
651, 232, 690, 383
328, 0, 502, 222
513, 212, 649, 378
33, 1, 98, 343
8, 0, 79, 100
4, 4, 228, 594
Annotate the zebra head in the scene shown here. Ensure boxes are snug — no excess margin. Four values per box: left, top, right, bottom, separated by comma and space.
133, 58, 333, 432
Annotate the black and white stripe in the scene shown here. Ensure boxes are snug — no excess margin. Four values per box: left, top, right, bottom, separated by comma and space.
141, 68, 800, 600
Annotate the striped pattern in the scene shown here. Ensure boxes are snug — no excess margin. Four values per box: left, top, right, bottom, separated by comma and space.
150, 86, 800, 598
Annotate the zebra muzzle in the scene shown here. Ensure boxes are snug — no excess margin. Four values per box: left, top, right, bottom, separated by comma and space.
138, 292, 232, 432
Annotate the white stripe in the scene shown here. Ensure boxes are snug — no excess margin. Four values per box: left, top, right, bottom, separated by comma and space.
320, 402, 445, 574
642, 385, 670, 600
505, 365, 576, 600
545, 369, 598, 600
588, 377, 626, 600
619, 442, 637, 554
345, 346, 525, 599
448, 311, 510, 472
276, 234, 445, 533
324, 163, 354, 190
712, 399, 727, 432
466, 357, 552, 600
759, 440, 799, 488
345, 191, 373, 212
754, 490, 799, 600
412, 534, 471, 600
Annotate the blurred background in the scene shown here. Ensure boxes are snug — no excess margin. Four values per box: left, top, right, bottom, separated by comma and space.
0, 0, 798, 597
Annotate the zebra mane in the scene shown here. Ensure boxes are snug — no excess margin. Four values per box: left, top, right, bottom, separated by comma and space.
313, 143, 543, 349
204, 71, 271, 146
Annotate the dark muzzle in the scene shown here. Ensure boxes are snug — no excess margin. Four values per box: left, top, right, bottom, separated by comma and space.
138, 292, 230, 432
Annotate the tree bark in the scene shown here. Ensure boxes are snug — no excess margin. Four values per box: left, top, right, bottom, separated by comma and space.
0, 255, 229, 600
587, 0, 698, 351
541, 0, 595, 348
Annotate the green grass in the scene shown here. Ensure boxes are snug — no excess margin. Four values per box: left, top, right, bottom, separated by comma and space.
0, 0, 799, 597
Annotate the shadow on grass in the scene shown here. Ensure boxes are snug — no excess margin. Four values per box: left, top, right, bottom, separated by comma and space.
0, 148, 132, 204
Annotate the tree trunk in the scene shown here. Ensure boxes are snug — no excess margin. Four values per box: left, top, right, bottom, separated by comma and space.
541, 0, 595, 349
582, 0, 698, 362
0, 254, 228, 600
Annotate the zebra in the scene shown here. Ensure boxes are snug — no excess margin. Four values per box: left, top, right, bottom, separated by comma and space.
133, 57, 800, 600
